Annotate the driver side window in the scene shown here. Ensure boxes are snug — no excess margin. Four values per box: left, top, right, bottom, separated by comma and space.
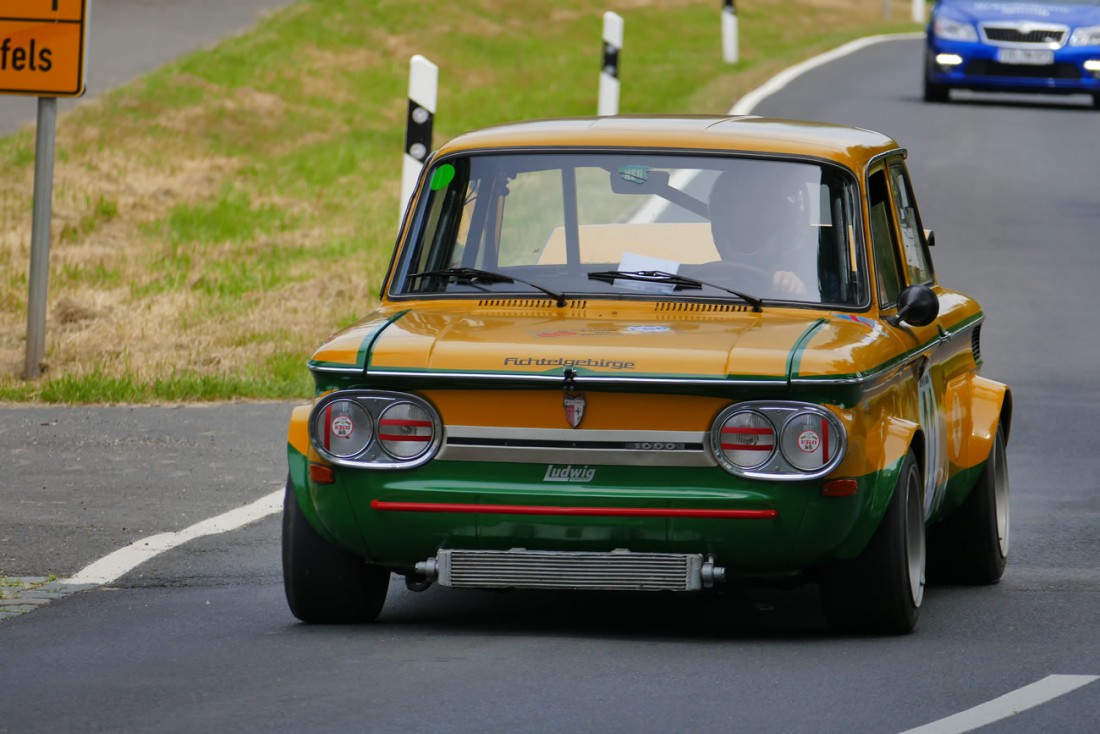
888, 162, 934, 286
869, 169, 903, 307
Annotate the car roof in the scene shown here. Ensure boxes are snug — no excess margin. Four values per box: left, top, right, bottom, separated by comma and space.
436, 115, 901, 172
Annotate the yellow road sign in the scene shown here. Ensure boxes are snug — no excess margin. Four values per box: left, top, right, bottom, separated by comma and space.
1, 0, 89, 97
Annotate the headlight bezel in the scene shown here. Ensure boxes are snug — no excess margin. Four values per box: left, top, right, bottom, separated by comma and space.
1070, 25, 1100, 47
309, 390, 443, 469
710, 401, 847, 480
933, 16, 980, 43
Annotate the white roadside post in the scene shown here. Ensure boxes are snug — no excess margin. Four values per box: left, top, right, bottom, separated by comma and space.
912, 0, 925, 23
883, 0, 892, 21
598, 11, 623, 116
400, 54, 438, 220
722, 0, 739, 64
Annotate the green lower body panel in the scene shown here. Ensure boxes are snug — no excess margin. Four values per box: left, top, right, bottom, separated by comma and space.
294, 457, 898, 577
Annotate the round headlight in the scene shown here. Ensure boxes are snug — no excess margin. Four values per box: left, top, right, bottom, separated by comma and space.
378, 402, 435, 459
780, 411, 840, 472
717, 410, 776, 470
315, 399, 373, 458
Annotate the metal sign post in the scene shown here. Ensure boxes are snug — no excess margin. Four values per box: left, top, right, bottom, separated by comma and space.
0, 0, 91, 378
24, 98, 57, 378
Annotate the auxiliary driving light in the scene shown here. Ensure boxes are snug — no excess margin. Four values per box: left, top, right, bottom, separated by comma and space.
780, 411, 840, 472
378, 402, 436, 459
315, 399, 373, 458
717, 410, 777, 470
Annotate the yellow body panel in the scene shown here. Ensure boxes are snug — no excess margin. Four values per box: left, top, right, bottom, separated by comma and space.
284, 115, 1013, 618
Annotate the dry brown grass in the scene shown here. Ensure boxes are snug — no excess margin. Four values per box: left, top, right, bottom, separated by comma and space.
0, 0, 921, 401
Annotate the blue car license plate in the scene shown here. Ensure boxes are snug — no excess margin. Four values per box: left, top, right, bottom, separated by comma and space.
996, 48, 1054, 65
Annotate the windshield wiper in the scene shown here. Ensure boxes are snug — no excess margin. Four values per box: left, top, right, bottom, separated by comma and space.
587, 270, 763, 311
407, 267, 568, 307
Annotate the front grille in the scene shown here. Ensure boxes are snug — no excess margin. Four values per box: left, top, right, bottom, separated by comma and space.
965, 60, 1080, 79
981, 24, 1067, 46
434, 548, 704, 591
972, 325, 982, 364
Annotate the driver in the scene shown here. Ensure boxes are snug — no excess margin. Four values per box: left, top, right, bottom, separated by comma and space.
707, 166, 813, 296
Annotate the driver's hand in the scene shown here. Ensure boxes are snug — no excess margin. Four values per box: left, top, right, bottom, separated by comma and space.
773, 270, 807, 295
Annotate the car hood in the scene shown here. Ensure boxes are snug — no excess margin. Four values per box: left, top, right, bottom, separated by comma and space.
939, 0, 1100, 25
309, 304, 903, 384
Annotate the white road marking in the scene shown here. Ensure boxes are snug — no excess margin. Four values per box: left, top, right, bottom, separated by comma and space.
898, 675, 1100, 734
64, 489, 283, 585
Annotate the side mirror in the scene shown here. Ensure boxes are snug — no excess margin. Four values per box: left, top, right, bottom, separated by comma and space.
890, 284, 939, 327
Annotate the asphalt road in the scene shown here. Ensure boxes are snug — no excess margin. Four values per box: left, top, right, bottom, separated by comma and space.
0, 0, 298, 135
3, 34, 1100, 734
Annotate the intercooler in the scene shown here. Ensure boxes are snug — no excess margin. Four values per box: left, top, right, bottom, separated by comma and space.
415, 549, 725, 591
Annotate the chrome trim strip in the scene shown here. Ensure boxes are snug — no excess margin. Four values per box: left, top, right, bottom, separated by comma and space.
446, 426, 703, 442
309, 365, 364, 376
439, 426, 714, 466
866, 148, 908, 174
365, 369, 788, 388
441, 445, 714, 467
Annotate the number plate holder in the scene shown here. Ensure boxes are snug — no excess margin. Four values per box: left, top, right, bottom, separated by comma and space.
996, 48, 1055, 66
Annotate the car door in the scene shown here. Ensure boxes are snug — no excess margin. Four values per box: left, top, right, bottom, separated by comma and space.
869, 157, 951, 519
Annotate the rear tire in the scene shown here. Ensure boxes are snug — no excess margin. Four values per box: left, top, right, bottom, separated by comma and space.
282, 478, 390, 623
927, 425, 1009, 584
820, 450, 925, 634
1092, 93, 1100, 110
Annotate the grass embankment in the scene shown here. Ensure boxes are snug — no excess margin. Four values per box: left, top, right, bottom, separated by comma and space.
0, 0, 921, 403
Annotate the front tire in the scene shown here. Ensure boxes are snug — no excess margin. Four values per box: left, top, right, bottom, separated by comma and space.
282, 479, 390, 623
923, 62, 949, 103
927, 425, 1009, 584
820, 450, 925, 634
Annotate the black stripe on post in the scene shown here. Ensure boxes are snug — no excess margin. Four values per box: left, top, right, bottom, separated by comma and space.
602, 43, 620, 79
405, 99, 434, 162
724, 0, 736, 14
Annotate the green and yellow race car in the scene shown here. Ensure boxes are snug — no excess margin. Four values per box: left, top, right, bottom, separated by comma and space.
283, 115, 1011, 633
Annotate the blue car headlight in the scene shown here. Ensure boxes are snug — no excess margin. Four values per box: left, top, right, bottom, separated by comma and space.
933, 16, 979, 42
1070, 25, 1100, 47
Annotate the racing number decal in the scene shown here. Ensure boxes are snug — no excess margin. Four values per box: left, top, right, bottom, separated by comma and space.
917, 360, 945, 518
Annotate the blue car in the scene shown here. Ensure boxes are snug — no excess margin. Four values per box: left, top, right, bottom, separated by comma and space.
925, 0, 1100, 107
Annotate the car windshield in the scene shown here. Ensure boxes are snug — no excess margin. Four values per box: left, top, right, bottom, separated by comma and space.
394, 152, 867, 307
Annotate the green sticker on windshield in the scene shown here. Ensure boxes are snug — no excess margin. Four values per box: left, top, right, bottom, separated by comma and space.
619, 165, 650, 185
430, 163, 456, 190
